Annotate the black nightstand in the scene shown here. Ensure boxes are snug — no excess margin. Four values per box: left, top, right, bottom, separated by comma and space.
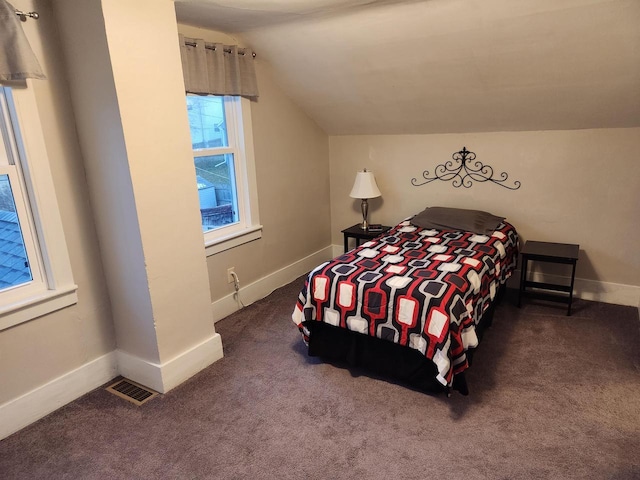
342, 224, 392, 253
518, 240, 580, 315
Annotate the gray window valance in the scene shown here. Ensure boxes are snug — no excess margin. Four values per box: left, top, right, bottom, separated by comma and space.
0, 0, 45, 81
179, 34, 258, 100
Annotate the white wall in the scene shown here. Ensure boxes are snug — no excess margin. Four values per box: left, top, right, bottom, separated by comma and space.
330, 128, 640, 304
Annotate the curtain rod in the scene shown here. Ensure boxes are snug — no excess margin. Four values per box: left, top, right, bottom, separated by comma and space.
184, 41, 256, 58
15, 9, 39, 21
12, 13, 257, 58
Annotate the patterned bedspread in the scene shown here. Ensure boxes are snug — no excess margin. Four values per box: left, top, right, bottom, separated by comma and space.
292, 219, 518, 387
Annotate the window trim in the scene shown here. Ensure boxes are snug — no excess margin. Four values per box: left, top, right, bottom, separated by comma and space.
0, 85, 77, 331
188, 95, 261, 256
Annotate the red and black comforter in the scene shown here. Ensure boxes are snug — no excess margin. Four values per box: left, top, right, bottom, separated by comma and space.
292, 219, 518, 387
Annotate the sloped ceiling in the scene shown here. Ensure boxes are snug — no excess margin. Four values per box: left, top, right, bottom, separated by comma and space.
174, 0, 640, 135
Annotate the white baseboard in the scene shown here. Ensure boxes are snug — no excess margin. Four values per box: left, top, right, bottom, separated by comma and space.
0, 334, 224, 441
116, 333, 223, 394
211, 245, 335, 322
0, 352, 117, 440
507, 270, 639, 307
573, 277, 640, 307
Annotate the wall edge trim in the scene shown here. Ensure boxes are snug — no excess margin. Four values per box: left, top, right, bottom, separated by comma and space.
507, 270, 639, 307
116, 333, 223, 394
0, 351, 118, 440
211, 245, 335, 322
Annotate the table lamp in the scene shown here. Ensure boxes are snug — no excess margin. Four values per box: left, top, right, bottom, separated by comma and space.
349, 169, 381, 230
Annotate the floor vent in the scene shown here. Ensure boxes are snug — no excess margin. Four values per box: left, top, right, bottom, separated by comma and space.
105, 378, 159, 406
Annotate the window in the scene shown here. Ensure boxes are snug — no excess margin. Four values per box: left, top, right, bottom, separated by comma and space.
186, 95, 261, 255
0, 86, 76, 330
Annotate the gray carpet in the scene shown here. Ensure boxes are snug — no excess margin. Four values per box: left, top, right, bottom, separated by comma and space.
1, 278, 639, 479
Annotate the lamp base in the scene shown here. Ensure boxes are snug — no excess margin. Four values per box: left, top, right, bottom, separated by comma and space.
360, 198, 369, 230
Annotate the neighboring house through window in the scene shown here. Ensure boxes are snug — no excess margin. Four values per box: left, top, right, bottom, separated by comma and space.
0, 86, 76, 330
186, 94, 261, 255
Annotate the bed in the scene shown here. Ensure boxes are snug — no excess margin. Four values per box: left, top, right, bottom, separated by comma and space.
292, 207, 519, 395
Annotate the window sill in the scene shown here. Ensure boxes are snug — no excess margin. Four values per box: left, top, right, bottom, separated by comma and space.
0, 284, 79, 331
204, 225, 263, 256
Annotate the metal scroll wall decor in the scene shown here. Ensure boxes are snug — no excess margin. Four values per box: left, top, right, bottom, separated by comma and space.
411, 147, 521, 190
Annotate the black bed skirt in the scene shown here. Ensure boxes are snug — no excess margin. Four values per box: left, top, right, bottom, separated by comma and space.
303, 285, 505, 396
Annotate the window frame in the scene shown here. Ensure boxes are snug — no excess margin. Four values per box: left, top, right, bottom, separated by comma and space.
0, 85, 77, 331
188, 95, 261, 256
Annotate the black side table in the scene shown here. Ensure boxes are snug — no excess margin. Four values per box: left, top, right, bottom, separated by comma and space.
518, 240, 580, 315
342, 224, 391, 253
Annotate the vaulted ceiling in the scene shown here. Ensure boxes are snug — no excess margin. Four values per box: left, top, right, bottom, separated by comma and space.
174, 0, 640, 135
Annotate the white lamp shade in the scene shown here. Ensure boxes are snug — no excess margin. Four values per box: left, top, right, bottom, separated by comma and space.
349, 171, 381, 199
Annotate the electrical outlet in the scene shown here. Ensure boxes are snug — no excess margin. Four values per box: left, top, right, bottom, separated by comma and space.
227, 267, 235, 284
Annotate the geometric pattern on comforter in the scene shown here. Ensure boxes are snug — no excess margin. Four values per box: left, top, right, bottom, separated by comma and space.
292, 219, 519, 387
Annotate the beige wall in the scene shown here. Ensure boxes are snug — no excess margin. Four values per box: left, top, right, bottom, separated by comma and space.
1, 2, 330, 421
330, 128, 640, 288
178, 25, 331, 302
55, 0, 221, 383
0, 0, 114, 404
